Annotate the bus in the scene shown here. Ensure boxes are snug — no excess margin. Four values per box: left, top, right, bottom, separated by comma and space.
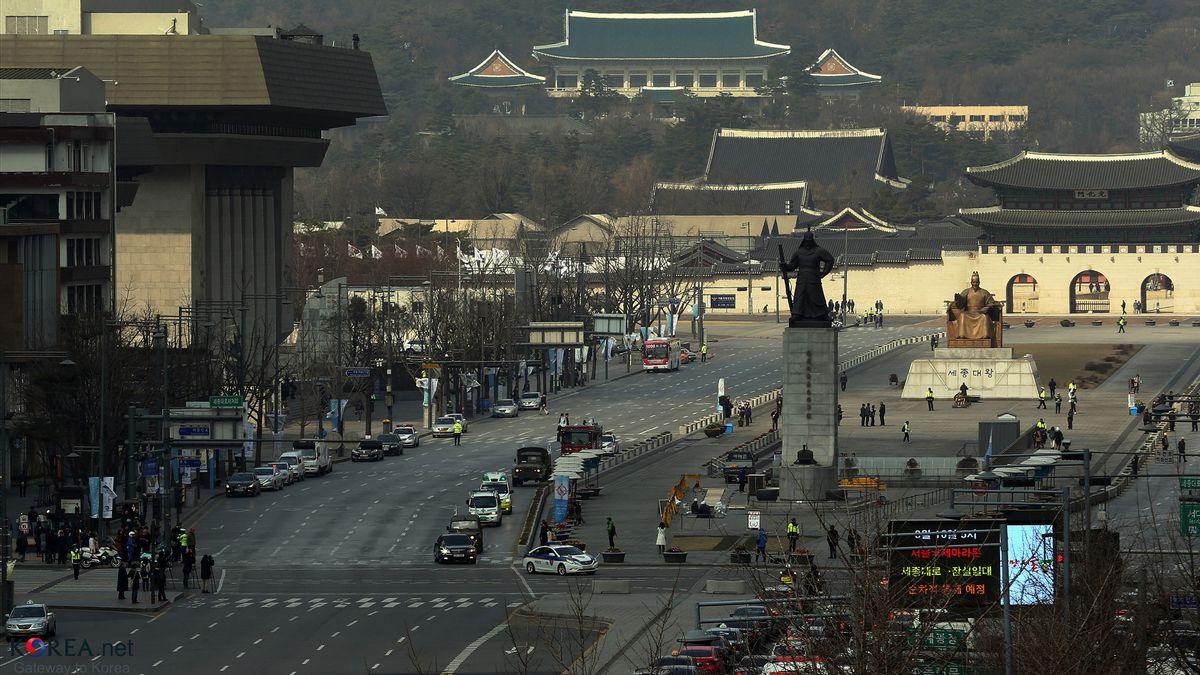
642, 337, 681, 372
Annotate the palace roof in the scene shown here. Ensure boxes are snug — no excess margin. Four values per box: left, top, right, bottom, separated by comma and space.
957, 206, 1200, 229
804, 48, 882, 88
704, 128, 907, 194
532, 10, 790, 62
449, 49, 545, 88
965, 150, 1200, 190
1169, 132, 1200, 162
651, 180, 814, 216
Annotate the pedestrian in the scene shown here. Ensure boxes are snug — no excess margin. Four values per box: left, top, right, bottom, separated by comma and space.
847, 528, 860, 556
770, 408, 780, 431
840, 372, 848, 392
860, 404, 868, 427
17, 473, 26, 497
57, 530, 68, 564
1180, 438, 1188, 463
826, 525, 839, 559
1054, 394, 1062, 414
1037, 387, 1047, 409
539, 520, 550, 546
153, 566, 166, 602
878, 402, 886, 426
130, 566, 140, 604
902, 421, 911, 443
182, 549, 194, 589
1069, 397, 1077, 415
1067, 409, 1074, 430
869, 404, 876, 426
1134, 374, 1142, 393
606, 517, 617, 549
1121, 300, 1127, 314
1131, 455, 1140, 477
1053, 426, 1064, 449
931, 333, 939, 350
1048, 378, 1057, 399
756, 527, 768, 562
15, 530, 27, 563
925, 388, 935, 411
1192, 410, 1199, 432
1163, 433, 1171, 457
738, 468, 747, 493
656, 521, 668, 555
1118, 316, 1127, 333
745, 404, 753, 425
44, 528, 55, 564
700, 343, 708, 363
117, 564, 129, 600
1169, 410, 1177, 432
452, 420, 463, 446
71, 547, 81, 579
201, 554, 215, 593
787, 518, 800, 553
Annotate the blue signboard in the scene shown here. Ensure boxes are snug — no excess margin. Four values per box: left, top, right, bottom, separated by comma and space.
143, 458, 158, 475
710, 294, 736, 309
177, 425, 210, 437
345, 367, 371, 378
180, 458, 202, 468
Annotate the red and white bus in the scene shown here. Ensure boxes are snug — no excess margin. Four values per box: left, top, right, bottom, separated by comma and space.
642, 337, 681, 372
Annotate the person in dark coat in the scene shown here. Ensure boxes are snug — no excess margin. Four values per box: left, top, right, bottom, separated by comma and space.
153, 567, 167, 602
117, 565, 129, 600
200, 554, 215, 593
56, 530, 69, 564
15, 531, 27, 562
182, 550, 195, 589
129, 566, 141, 604
539, 520, 550, 546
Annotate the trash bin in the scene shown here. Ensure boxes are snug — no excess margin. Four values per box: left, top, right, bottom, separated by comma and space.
724, 422, 734, 434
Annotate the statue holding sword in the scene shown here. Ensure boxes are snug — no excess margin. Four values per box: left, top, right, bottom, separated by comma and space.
778, 229, 836, 326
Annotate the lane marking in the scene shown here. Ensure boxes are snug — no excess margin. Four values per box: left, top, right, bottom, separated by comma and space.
442, 621, 508, 674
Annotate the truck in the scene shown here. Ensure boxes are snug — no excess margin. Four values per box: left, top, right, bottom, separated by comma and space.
722, 449, 757, 483
512, 446, 552, 485
559, 422, 604, 454
293, 439, 331, 476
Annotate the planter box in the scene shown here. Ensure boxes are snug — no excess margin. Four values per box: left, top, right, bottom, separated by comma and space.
788, 553, 814, 566
663, 551, 689, 564
1169, 320, 1181, 327
704, 427, 725, 438
1145, 320, 1156, 326
1023, 321, 1035, 328
601, 551, 626, 563
729, 551, 752, 564
1091, 321, 1103, 326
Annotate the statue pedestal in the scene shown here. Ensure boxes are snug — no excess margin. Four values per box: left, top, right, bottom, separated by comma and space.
778, 325, 839, 501
902, 347, 1039, 400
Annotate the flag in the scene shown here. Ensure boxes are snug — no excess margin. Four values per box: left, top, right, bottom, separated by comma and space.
415, 244, 431, 257
456, 240, 473, 264
395, 244, 408, 258
348, 243, 364, 259
299, 242, 309, 257
369, 245, 383, 260
542, 250, 560, 273
436, 244, 446, 259
375, 206, 388, 216
323, 244, 333, 257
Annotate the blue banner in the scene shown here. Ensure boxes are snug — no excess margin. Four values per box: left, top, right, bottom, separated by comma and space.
553, 474, 570, 523
88, 476, 100, 519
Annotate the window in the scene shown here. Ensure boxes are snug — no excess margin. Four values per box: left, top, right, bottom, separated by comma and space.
949, 115, 965, 124
675, 73, 694, 88
1042, 246, 1052, 254
1110, 245, 1119, 254
652, 73, 671, 87
744, 72, 764, 87
5, 16, 49, 34
65, 284, 103, 315
698, 72, 717, 88
65, 191, 104, 220
66, 237, 101, 267
722, 72, 741, 88
604, 72, 624, 88
969, 115, 985, 122
1008, 114, 1026, 122
930, 115, 947, 122
555, 74, 578, 89
628, 73, 647, 88
988, 115, 1005, 122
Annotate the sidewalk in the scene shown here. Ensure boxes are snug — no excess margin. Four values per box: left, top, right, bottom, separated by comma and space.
9, 560, 186, 612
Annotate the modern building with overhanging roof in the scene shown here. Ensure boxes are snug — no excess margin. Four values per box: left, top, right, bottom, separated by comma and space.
532, 9, 789, 98
449, 49, 545, 89
803, 48, 881, 101
1, 28, 386, 340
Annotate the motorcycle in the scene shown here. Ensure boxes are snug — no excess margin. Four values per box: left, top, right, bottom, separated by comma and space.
80, 545, 123, 569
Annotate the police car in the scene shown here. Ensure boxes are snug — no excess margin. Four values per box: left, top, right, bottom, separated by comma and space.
522, 544, 599, 576
479, 472, 513, 514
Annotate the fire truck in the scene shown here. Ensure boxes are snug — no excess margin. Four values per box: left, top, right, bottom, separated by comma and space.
559, 419, 604, 454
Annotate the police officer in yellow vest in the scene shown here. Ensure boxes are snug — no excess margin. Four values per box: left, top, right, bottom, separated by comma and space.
1037, 387, 1047, 409
452, 421, 464, 446
925, 388, 935, 411
787, 518, 800, 552
71, 547, 82, 579
700, 343, 708, 363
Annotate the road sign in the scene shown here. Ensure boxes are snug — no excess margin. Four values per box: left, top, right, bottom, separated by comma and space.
18, 521, 30, 534
180, 458, 202, 468
747, 510, 760, 530
1181, 503, 1200, 537
1182, 478, 1200, 491
345, 367, 371, 378
923, 628, 965, 651
421, 363, 440, 370
209, 395, 243, 408
177, 425, 211, 437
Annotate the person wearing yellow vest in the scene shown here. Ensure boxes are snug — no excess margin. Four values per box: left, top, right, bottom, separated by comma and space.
452, 421, 464, 446
700, 343, 708, 363
1037, 387, 1047, 409
71, 547, 82, 579
925, 388, 935, 411
1118, 316, 1127, 333
787, 518, 800, 552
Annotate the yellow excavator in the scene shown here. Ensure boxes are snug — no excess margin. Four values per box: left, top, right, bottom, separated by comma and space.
661, 474, 704, 526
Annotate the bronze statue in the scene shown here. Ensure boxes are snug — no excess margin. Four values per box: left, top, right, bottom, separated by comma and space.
779, 231, 835, 326
947, 272, 1003, 345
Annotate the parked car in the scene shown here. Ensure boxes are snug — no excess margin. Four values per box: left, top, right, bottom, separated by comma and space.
432, 417, 456, 437
277, 452, 306, 481
434, 533, 478, 564
352, 439, 384, 462
491, 399, 519, 417
522, 544, 598, 575
394, 426, 420, 448
672, 646, 724, 675
402, 339, 427, 354
518, 391, 542, 410
253, 466, 283, 491
269, 461, 295, 485
377, 433, 404, 456
224, 472, 261, 497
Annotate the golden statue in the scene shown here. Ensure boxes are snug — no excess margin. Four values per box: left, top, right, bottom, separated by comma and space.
946, 272, 1003, 347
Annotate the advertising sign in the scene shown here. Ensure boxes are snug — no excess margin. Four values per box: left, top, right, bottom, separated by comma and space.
553, 474, 570, 523
889, 519, 1002, 607
709, 294, 736, 309
101, 477, 114, 519
1005, 523, 1056, 605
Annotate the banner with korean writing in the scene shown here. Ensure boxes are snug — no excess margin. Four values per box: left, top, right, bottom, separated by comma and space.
888, 519, 1002, 607
553, 474, 570, 523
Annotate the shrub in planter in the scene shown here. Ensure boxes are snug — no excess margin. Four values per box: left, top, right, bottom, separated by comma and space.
788, 549, 814, 565
730, 546, 752, 564
663, 546, 688, 563
1170, 320, 1181, 327
704, 423, 725, 438
601, 547, 626, 563
1023, 320, 1036, 328
1059, 319, 1073, 327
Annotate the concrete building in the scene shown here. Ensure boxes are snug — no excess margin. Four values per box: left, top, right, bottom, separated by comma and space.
1139, 82, 1200, 144
1, 0, 204, 35
533, 9, 790, 99
2, 16, 386, 342
0, 66, 115, 350
901, 104, 1029, 138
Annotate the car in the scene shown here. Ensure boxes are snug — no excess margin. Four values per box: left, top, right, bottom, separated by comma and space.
432, 416, 456, 438
253, 466, 283, 491
394, 426, 420, 448
224, 472, 261, 497
599, 432, 621, 455
434, 533, 478, 564
680, 348, 692, 364
402, 338, 427, 354
518, 391, 542, 410
672, 646, 724, 675
352, 439, 384, 462
4, 602, 55, 639
523, 544, 599, 575
269, 462, 295, 485
277, 452, 306, 481
480, 480, 513, 514
491, 398, 519, 418
732, 654, 774, 675
377, 433, 404, 456
634, 668, 699, 675
446, 413, 468, 432
722, 450, 756, 483
467, 491, 502, 525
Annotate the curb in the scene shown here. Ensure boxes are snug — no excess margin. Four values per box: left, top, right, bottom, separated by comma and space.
40, 590, 186, 613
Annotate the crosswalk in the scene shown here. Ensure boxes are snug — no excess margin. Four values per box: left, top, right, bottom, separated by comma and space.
179, 595, 523, 611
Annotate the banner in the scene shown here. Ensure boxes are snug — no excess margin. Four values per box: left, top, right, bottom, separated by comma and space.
101, 477, 115, 519
553, 474, 570, 523
89, 476, 100, 518
143, 458, 161, 495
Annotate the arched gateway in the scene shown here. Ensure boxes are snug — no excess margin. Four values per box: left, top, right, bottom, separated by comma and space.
1069, 270, 1109, 313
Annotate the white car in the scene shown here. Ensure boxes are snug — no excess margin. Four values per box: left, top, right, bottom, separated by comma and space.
491, 399, 519, 418
446, 413, 468, 432
523, 544, 599, 576
4, 602, 56, 639
432, 416, 456, 438
253, 466, 283, 491
518, 391, 542, 410
277, 452, 306, 481
599, 433, 621, 455
394, 426, 420, 448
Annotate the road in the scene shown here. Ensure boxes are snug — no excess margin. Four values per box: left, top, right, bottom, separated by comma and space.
5, 321, 938, 674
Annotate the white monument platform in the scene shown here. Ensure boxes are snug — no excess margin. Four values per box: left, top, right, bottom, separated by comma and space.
901, 347, 1039, 400
778, 325, 839, 500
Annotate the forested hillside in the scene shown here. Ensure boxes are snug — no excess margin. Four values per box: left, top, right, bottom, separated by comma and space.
204, 0, 1200, 223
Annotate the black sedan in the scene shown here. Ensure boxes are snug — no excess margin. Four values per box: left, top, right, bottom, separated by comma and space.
377, 433, 404, 456
352, 440, 384, 461
434, 534, 478, 564
225, 472, 261, 497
